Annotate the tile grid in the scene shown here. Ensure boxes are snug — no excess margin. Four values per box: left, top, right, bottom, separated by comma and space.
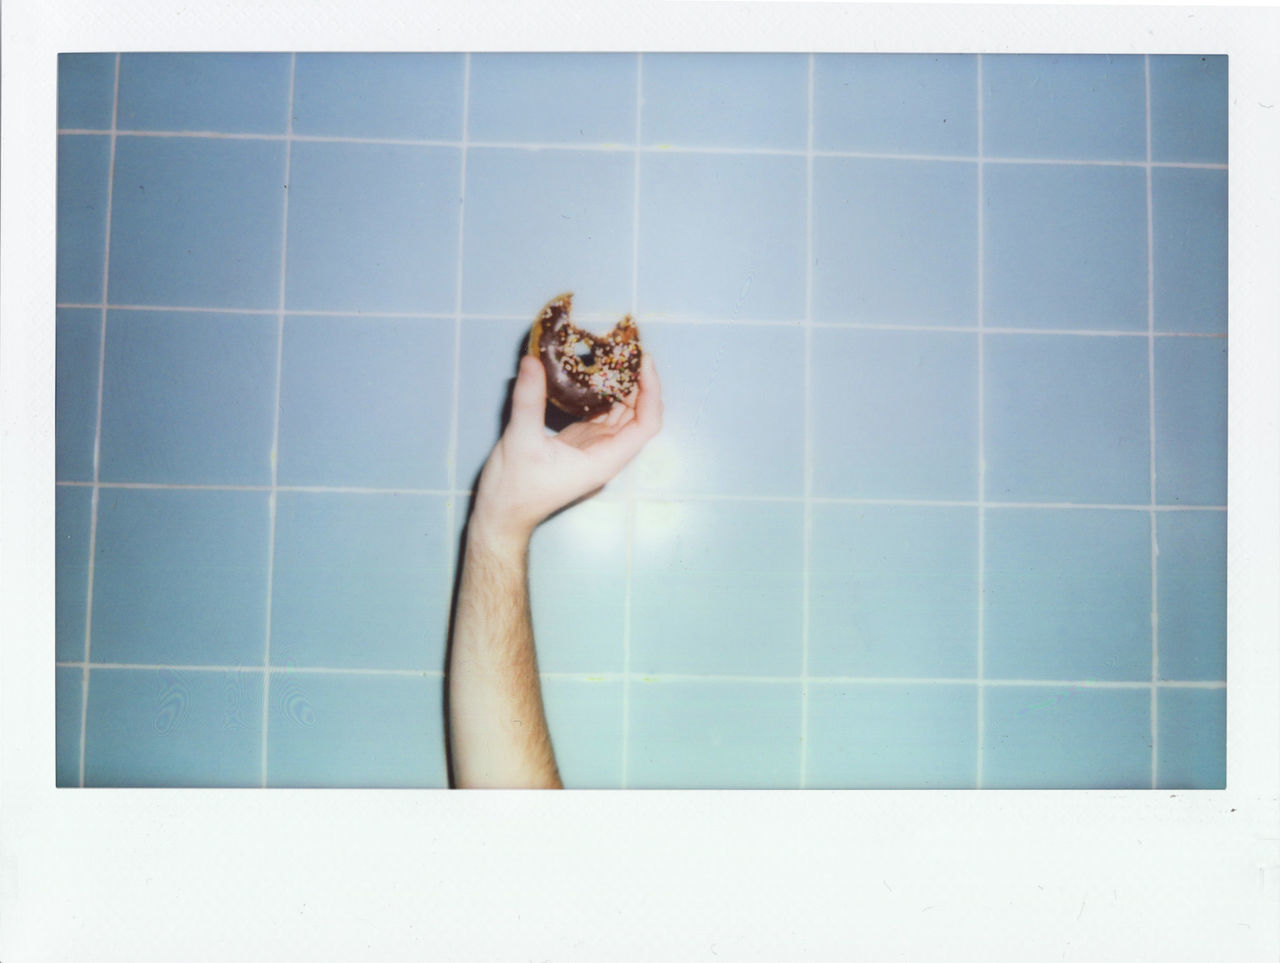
619, 51, 644, 788
57, 57, 1229, 788
258, 53, 298, 788
1144, 55, 1162, 789
75, 53, 121, 788
975, 53, 988, 789
798, 53, 816, 788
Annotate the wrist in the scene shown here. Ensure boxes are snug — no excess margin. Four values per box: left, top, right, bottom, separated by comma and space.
466, 503, 534, 558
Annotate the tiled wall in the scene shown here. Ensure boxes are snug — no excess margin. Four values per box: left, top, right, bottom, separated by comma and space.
55, 52, 1227, 789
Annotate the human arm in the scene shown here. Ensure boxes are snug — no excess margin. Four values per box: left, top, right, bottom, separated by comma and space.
447, 352, 663, 788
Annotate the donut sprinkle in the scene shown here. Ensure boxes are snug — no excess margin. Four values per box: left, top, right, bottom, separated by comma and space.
528, 293, 642, 418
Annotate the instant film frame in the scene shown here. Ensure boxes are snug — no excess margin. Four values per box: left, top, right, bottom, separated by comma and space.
4, 1, 1278, 959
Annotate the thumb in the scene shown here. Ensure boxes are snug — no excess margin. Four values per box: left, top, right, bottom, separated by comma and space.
506, 355, 548, 441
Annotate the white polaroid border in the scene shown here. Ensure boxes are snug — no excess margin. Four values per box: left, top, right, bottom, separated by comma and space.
2, 2, 1277, 960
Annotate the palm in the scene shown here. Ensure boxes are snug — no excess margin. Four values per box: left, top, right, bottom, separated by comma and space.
554, 396, 637, 451
519, 400, 637, 498
473, 354, 661, 540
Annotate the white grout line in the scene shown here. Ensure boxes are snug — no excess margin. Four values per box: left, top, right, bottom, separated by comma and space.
54, 125, 1229, 172
630, 55, 643, 312
444, 54, 471, 593
51, 478, 1227, 513
77, 53, 122, 788
975, 54, 987, 790
63, 661, 443, 677
55, 661, 1224, 688
52, 302, 1229, 338
55, 480, 455, 495
52, 302, 457, 319
438, 56, 471, 788
620, 52, 644, 790
259, 53, 298, 788
815, 677, 1228, 690
57, 303, 276, 315
799, 53, 816, 789
814, 151, 1227, 171
1144, 55, 1161, 790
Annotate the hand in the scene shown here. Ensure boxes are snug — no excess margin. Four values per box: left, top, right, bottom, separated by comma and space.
469, 352, 663, 547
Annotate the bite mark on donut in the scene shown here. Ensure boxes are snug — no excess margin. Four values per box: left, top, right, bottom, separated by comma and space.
528, 293, 643, 419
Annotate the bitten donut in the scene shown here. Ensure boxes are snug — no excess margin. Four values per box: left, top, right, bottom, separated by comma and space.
527, 293, 643, 419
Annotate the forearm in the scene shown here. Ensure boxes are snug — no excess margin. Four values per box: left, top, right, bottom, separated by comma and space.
447, 517, 562, 789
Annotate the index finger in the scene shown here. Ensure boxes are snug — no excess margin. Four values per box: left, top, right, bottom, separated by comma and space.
506, 354, 549, 442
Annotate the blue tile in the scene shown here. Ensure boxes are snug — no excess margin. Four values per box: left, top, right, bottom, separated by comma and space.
452, 502, 631, 680
637, 152, 806, 321
811, 328, 978, 501
814, 54, 978, 156
270, 493, 453, 671
984, 508, 1151, 681
541, 679, 624, 789
455, 317, 531, 491
1153, 168, 1227, 334
1156, 686, 1225, 788
98, 310, 276, 485
809, 504, 979, 678
641, 53, 807, 150
84, 667, 264, 786
266, 672, 445, 787
812, 157, 978, 324
985, 334, 1150, 504
1150, 55, 1227, 164
806, 683, 978, 788
56, 667, 84, 787
58, 54, 117, 130
285, 141, 460, 314
633, 322, 804, 497
108, 136, 287, 309
469, 53, 636, 145
57, 134, 112, 304
628, 681, 801, 788
529, 499, 629, 674
984, 164, 1148, 330
90, 489, 270, 666
461, 148, 633, 317
450, 493, 631, 677
629, 500, 803, 676
293, 53, 464, 140
983, 685, 1151, 788
1156, 511, 1226, 681
117, 53, 291, 134
56, 308, 101, 482
276, 315, 454, 489
982, 55, 1146, 161
56, 485, 93, 663
1154, 337, 1226, 506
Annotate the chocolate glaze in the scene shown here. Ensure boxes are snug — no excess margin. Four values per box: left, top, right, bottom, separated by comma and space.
527, 293, 642, 419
